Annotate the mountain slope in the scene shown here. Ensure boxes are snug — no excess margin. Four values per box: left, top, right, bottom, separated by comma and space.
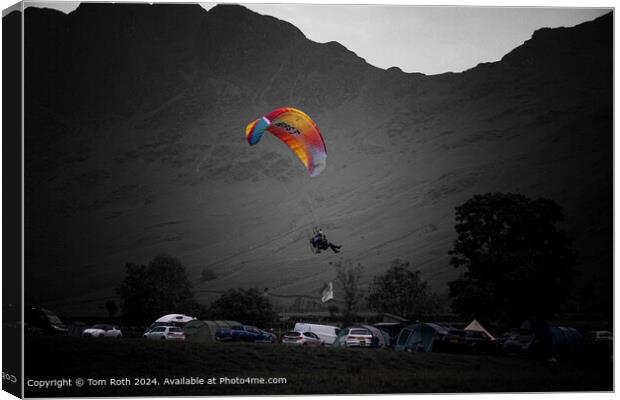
23, 5, 612, 315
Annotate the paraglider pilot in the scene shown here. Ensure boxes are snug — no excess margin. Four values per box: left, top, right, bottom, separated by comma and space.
311, 228, 341, 254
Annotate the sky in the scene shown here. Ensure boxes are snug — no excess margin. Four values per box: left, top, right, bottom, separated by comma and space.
216, 4, 609, 74
19, 1, 609, 74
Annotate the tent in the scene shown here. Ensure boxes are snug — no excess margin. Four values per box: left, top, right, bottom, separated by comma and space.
184, 320, 241, 342
155, 314, 195, 323
549, 326, 583, 354
361, 325, 387, 348
146, 314, 196, 331
464, 319, 495, 341
373, 322, 405, 347
395, 323, 450, 352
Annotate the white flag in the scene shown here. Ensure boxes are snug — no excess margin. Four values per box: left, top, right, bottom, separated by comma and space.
321, 282, 334, 303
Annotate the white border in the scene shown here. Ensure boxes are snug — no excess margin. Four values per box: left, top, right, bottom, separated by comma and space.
0, 1, 615, 400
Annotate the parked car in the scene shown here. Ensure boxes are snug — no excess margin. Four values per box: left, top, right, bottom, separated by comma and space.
282, 331, 323, 346
293, 323, 340, 345
334, 327, 374, 348
215, 325, 276, 343
440, 329, 496, 354
25, 306, 68, 335
497, 329, 519, 348
502, 330, 535, 353
585, 330, 613, 343
82, 324, 122, 338
441, 329, 468, 348
143, 326, 186, 341
584, 330, 612, 360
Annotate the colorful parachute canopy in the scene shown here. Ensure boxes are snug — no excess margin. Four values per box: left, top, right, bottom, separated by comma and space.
245, 107, 327, 177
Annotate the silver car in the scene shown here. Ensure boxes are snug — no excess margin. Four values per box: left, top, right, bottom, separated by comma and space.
335, 327, 374, 348
82, 324, 122, 338
143, 326, 185, 341
282, 331, 323, 346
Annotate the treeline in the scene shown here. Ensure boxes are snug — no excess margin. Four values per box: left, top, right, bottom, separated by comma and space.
112, 254, 440, 327
113, 192, 580, 329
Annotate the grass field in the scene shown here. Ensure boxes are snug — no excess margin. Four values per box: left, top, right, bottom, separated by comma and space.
24, 335, 612, 397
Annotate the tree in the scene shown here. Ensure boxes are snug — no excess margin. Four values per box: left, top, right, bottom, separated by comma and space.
105, 300, 118, 319
448, 193, 577, 323
335, 260, 364, 325
209, 288, 276, 327
116, 255, 203, 325
367, 259, 439, 319
327, 304, 339, 320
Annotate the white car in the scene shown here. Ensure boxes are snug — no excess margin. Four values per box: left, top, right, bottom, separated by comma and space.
143, 326, 186, 341
335, 327, 374, 348
82, 324, 122, 338
585, 330, 613, 343
282, 331, 323, 346
293, 323, 340, 345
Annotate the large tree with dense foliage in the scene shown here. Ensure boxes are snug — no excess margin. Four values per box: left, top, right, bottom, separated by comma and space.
448, 193, 577, 323
209, 288, 276, 327
117, 255, 203, 325
367, 259, 439, 319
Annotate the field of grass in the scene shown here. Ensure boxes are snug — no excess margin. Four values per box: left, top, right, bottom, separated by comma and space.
24, 335, 612, 397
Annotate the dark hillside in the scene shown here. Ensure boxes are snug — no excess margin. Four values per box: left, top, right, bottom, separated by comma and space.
23, 5, 612, 316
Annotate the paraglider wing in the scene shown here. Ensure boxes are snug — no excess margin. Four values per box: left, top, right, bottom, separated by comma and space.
245, 107, 327, 177
245, 116, 271, 146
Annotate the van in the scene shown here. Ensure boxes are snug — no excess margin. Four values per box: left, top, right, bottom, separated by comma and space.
293, 323, 340, 345
25, 306, 68, 335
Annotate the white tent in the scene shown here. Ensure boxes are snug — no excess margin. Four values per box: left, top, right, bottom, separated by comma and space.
155, 314, 195, 324
464, 319, 495, 341
146, 314, 196, 331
